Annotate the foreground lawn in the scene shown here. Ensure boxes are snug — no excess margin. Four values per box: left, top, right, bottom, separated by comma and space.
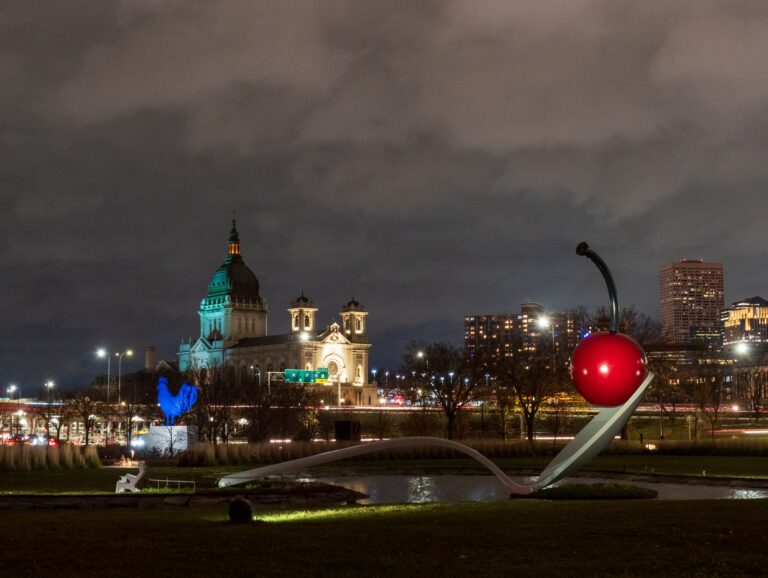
1, 500, 768, 576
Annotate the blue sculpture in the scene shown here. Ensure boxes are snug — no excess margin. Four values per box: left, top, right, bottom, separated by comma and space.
157, 377, 198, 426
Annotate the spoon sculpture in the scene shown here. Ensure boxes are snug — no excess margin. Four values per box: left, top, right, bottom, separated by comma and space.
219, 243, 653, 494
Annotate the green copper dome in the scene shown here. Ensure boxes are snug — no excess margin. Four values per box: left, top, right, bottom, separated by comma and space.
205, 220, 262, 302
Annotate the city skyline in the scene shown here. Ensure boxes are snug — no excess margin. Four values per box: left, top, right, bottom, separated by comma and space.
4, 2, 768, 388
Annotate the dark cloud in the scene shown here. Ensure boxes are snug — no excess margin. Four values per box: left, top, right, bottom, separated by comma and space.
2, 1, 768, 389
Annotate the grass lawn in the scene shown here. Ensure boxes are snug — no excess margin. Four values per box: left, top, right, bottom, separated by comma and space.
4, 453, 768, 494
1, 500, 768, 576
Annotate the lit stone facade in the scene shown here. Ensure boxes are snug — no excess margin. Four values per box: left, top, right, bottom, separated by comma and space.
721, 296, 768, 350
178, 222, 376, 406
659, 260, 724, 346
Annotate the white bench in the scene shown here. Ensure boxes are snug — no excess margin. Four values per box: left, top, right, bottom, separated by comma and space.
115, 461, 147, 493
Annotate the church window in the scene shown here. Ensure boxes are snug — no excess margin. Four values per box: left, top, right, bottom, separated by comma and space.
293, 314, 299, 329
344, 318, 351, 333
355, 318, 362, 332
304, 314, 310, 329
356, 365, 362, 379
328, 361, 339, 377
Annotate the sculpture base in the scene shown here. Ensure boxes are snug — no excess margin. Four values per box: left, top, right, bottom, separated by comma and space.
146, 425, 198, 456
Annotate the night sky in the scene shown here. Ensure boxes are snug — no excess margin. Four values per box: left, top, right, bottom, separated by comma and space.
3, 1, 768, 390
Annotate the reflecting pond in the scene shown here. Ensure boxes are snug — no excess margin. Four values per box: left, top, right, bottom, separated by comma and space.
310, 474, 768, 503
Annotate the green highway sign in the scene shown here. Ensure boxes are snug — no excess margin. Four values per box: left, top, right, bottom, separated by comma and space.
285, 368, 330, 383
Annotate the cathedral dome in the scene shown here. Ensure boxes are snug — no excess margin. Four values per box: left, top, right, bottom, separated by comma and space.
206, 220, 262, 303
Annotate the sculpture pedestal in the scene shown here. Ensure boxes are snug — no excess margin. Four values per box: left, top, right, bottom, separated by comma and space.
146, 425, 198, 456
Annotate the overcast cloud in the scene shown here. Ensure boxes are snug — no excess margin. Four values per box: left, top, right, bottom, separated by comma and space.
2, 0, 768, 389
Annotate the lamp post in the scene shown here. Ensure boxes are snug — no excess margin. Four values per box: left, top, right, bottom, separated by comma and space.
44, 381, 54, 436
117, 349, 134, 404
96, 348, 112, 404
7, 385, 18, 438
416, 350, 429, 370
736, 341, 751, 416
537, 316, 556, 372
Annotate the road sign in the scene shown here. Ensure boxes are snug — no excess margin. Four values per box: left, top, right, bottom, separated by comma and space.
284, 368, 329, 383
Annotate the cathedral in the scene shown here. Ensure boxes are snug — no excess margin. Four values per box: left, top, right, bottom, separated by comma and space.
177, 221, 376, 406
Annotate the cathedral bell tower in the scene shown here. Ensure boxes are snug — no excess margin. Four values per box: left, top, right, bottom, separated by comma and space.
340, 297, 367, 339
287, 292, 318, 335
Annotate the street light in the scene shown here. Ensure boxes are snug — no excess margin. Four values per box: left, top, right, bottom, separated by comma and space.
96, 348, 112, 403
117, 349, 134, 404
7, 385, 18, 437
537, 315, 556, 371
416, 350, 429, 371
44, 381, 54, 435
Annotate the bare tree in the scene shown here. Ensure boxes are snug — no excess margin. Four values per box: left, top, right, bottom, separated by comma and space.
542, 397, 573, 449
486, 381, 517, 440
736, 365, 768, 421
693, 364, 728, 439
189, 364, 238, 444
243, 378, 316, 442
400, 341, 484, 440
33, 387, 62, 440
572, 306, 661, 347
67, 393, 98, 446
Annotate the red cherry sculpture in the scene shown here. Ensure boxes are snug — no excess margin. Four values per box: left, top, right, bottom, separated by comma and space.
572, 242, 649, 407
571, 332, 647, 407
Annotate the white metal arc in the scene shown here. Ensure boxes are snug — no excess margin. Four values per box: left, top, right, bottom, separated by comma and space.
218, 372, 654, 495
218, 436, 533, 493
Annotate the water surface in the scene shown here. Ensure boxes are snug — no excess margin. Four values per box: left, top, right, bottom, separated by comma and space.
311, 474, 768, 503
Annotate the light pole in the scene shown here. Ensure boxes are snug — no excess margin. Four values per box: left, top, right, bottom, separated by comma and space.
7, 385, 18, 438
44, 381, 54, 436
117, 349, 134, 404
96, 348, 112, 404
736, 341, 751, 415
537, 316, 556, 372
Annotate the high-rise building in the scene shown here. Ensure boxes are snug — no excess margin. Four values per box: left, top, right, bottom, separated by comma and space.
659, 259, 724, 346
464, 301, 577, 364
721, 296, 768, 350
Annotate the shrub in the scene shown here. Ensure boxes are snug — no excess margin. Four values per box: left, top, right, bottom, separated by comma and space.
83, 445, 101, 468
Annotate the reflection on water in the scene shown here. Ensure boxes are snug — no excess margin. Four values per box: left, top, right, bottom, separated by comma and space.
728, 489, 768, 500
312, 474, 768, 504
408, 477, 436, 503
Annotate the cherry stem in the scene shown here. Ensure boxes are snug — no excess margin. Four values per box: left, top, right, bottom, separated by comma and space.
576, 242, 619, 334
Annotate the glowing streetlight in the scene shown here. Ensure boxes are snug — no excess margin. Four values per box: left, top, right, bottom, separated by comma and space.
117, 349, 134, 404
736, 342, 750, 356
538, 315, 556, 371
96, 348, 112, 403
